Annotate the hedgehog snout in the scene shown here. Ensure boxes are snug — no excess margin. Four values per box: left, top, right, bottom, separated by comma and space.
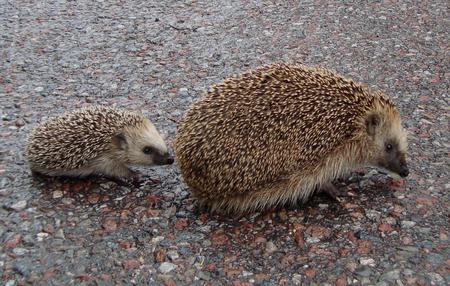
165, 154, 175, 165
399, 163, 409, 178
153, 151, 174, 165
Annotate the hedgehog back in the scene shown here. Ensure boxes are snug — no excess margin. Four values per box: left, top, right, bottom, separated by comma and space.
25, 106, 146, 170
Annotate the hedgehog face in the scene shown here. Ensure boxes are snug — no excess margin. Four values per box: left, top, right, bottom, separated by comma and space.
366, 113, 409, 178
114, 120, 174, 166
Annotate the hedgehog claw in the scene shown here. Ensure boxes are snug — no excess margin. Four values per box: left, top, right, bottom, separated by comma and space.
319, 182, 347, 202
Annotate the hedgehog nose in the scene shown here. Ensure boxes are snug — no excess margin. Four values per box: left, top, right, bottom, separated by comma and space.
166, 156, 174, 165
399, 166, 409, 178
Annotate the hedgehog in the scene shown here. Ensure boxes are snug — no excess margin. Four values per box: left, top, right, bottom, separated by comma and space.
25, 105, 174, 179
174, 62, 409, 214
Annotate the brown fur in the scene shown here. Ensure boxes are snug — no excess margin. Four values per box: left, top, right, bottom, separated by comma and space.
174, 63, 408, 214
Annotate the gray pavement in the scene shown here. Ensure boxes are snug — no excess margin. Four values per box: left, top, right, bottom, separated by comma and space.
0, 1, 448, 285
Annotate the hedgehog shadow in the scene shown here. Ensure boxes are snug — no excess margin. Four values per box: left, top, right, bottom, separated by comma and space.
31, 172, 162, 209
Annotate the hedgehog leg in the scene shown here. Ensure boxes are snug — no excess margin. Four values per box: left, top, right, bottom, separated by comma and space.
319, 182, 348, 202
100, 164, 134, 179
95, 166, 136, 188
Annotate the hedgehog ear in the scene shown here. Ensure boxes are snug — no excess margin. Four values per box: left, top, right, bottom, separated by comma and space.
112, 133, 128, 150
366, 113, 381, 137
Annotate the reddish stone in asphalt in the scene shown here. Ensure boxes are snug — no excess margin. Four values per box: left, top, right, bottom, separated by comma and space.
335, 274, 347, 286
0, 132, 13, 137
294, 231, 305, 248
416, 196, 436, 206
42, 268, 55, 281
145, 194, 161, 204
418, 208, 428, 215
240, 221, 253, 228
343, 203, 358, 210
147, 209, 161, 217
430, 74, 440, 83
199, 213, 209, 223
19, 212, 28, 220
351, 211, 364, 220
119, 241, 131, 249
439, 230, 448, 241
347, 231, 358, 243
356, 240, 372, 254
306, 225, 331, 238
401, 236, 413, 245
102, 218, 117, 232
417, 131, 430, 138
281, 253, 295, 267
252, 273, 269, 282
43, 224, 54, 234
292, 223, 306, 231
122, 259, 141, 270
72, 181, 91, 192
210, 230, 229, 246
338, 248, 350, 257
224, 267, 242, 277
100, 274, 111, 281
88, 193, 100, 204
154, 248, 166, 263
254, 234, 267, 244
405, 277, 417, 284
304, 267, 317, 278
5, 234, 22, 248
308, 244, 319, 253
162, 279, 176, 286
378, 223, 393, 233
174, 218, 188, 230
389, 179, 406, 187
75, 273, 91, 281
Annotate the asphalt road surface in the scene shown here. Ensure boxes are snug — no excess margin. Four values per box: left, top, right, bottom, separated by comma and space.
1, 1, 448, 285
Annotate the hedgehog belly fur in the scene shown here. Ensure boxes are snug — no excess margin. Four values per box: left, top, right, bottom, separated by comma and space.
198, 142, 365, 214
29, 154, 132, 178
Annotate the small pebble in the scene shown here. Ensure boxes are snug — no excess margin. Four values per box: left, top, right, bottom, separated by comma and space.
379, 269, 400, 281
292, 273, 302, 285
36, 232, 49, 242
158, 262, 177, 274
359, 258, 376, 266
55, 229, 65, 239
11, 200, 27, 211
354, 265, 372, 277
52, 191, 63, 199
401, 221, 416, 228
265, 241, 277, 254
12, 248, 28, 256
166, 250, 179, 261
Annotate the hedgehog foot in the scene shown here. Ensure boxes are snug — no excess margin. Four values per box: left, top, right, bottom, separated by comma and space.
319, 182, 348, 202
126, 172, 162, 188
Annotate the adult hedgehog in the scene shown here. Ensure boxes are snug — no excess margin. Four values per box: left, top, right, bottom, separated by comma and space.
174, 63, 409, 214
25, 106, 174, 179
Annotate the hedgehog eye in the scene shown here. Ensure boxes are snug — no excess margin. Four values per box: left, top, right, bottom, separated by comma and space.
143, 147, 153, 155
385, 143, 393, 152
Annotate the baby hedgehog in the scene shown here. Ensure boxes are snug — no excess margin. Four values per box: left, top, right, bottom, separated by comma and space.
25, 105, 174, 179
174, 62, 409, 214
